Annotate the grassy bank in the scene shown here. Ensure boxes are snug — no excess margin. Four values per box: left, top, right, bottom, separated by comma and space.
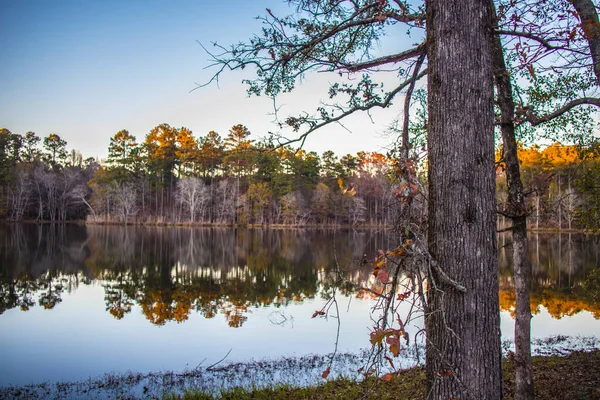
166, 351, 600, 400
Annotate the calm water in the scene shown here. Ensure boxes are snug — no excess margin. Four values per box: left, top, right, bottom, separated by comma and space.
0, 225, 598, 387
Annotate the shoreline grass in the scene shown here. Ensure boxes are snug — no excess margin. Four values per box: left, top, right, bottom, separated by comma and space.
164, 351, 600, 400
1, 346, 598, 400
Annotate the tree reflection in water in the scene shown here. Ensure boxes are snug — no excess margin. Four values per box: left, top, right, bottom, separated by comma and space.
1, 225, 599, 325
498, 232, 600, 318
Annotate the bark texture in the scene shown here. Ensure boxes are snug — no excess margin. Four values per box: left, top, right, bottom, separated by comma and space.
491, 6, 535, 399
569, 0, 600, 83
425, 1, 502, 398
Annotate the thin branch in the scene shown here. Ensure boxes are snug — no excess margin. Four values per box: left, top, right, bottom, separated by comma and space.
521, 97, 600, 126
206, 348, 233, 371
276, 69, 428, 149
401, 52, 426, 158
344, 43, 426, 72
496, 29, 589, 55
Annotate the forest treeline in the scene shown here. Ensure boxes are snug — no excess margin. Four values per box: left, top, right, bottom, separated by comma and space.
0, 125, 598, 229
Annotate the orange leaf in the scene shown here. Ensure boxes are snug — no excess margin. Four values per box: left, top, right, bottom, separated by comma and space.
387, 247, 405, 257
312, 310, 325, 318
382, 373, 394, 382
321, 367, 330, 379
397, 291, 412, 301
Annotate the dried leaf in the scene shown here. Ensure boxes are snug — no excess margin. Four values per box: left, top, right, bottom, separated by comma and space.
397, 291, 412, 301
378, 270, 389, 284
526, 64, 536, 79
382, 373, 394, 382
312, 310, 326, 318
387, 247, 405, 257
374, 13, 386, 22
386, 335, 401, 357
321, 367, 330, 379
369, 329, 387, 346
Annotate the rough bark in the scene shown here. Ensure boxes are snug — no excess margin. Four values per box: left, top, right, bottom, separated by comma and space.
491, 15, 535, 400
425, 1, 502, 399
569, 0, 600, 83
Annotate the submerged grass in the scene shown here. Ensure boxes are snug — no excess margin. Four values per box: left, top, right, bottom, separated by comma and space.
164, 351, 600, 400
2, 337, 598, 399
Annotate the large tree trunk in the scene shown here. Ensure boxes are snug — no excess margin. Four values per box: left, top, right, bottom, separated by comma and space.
491, 6, 535, 399
569, 0, 600, 83
425, 1, 502, 398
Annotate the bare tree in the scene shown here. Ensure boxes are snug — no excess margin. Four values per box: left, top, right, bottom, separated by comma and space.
111, 183, 138, 223
349, 196, 367, 226
8, 168, 30, 221
176, 177, 209, 223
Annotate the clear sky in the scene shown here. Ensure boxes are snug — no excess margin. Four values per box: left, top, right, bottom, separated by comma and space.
0, 0, 410, 160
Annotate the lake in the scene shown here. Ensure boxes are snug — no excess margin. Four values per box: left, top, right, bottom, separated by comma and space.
0, 224, 599, 389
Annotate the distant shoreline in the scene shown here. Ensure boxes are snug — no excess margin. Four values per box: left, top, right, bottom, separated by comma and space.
1, 219, 597, 234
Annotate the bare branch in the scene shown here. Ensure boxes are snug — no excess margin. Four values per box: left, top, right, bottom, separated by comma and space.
496, 29, 585, 54
275, 69, 428, 149
344, 43, 426, 72
401, 52, 426, 158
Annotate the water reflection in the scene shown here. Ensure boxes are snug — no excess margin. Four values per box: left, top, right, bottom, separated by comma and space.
498, 232, 600, 318
0, 225, 398, 327
1, 225, 599, 327
0, 224, 93, 314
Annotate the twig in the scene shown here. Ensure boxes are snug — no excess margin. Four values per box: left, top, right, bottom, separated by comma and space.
206, 348, 233, 371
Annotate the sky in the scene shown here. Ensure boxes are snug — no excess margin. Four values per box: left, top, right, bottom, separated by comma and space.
0, 0, 412, 160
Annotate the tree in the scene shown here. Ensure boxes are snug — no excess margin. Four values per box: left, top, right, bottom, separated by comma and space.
491, 5, 535, 398
491, 2, 600, 396
43, 133, 68, 169
144, 123, 178, 216
224, 124, 254, 181
311, 182, 330, 224
107, 129, 138, 181
425, 1, 502, 398
175, 127, 199, 177
223, 124, 255, 212
111, 182, 138, 222
288, 149, 320, 194
0, 129, 22, 187
349, 196, 367, 225
20, 131, 42, 164
198, 130, 224, 181
247, 182, 272, 224
568, 0, 600, 83
176, 177, 209, 223
253, 141, 291, 198
201, 1, 503, 396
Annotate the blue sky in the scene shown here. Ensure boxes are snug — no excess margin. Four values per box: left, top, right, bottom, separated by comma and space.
0, 0, 407, 159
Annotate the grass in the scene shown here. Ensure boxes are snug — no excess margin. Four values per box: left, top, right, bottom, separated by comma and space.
164, 350, 600, 400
